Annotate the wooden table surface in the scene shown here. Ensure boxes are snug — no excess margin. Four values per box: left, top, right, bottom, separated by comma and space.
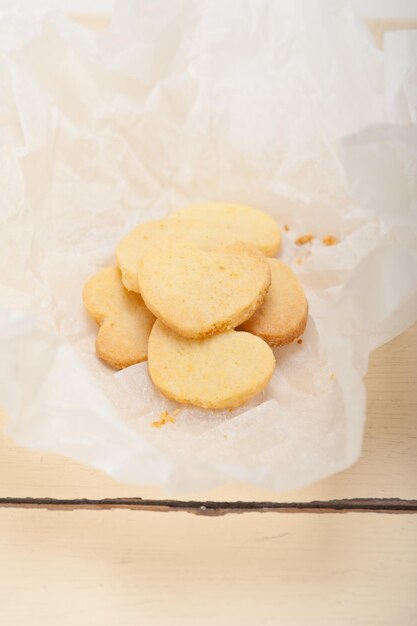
1, 16, 416, 626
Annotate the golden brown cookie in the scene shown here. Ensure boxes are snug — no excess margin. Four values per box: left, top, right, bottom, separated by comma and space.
82, 267, 155, 369
116, 220, 170, 293
169, 202, 281, 256
238, 259, 308, 346
137, 231, 271, 338
116, 218, 236, 293
148, 320, 276, 409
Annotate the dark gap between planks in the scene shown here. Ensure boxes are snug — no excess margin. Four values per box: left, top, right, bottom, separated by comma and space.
0, 497, 416, 515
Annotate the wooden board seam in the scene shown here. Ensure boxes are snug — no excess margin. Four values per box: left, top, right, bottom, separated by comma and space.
0, 497, 416, 516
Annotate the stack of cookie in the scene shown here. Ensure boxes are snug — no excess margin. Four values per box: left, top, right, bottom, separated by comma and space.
83, 204, 307, 409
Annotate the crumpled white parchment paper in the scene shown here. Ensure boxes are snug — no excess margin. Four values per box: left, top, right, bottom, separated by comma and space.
0, 0, 416, 493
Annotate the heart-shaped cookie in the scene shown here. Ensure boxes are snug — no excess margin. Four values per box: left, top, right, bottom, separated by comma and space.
239, 259, 308, 345
169, 202, 281, 256
83, 267, 155, 369
137, 233, 271, 338
148, 320, 276, 408
116, 218, 236, 293
116, 219, 172, 293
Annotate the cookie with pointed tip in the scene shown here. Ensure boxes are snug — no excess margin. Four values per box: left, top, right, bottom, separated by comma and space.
148, 320, 276, 409
82, 267, 155, 369
169, 202, 281, 256
137, 232, 271, 338
238, 259, 308, 346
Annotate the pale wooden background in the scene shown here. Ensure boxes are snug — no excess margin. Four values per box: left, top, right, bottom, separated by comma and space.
0, 16, 416, 626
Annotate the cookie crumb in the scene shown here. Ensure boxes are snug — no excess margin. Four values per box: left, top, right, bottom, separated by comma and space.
295, 234, 314, 246
297, 339, 303, 344
330, 372, 335, 380
223, 434, 229, 439
296, 258, 303, 265
151, 410, 178, 428
284, 224, 290, 232
322, 235, 338, 246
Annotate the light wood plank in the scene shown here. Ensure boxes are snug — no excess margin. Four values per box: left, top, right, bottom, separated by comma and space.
0, 321, 416, 502
0, 508, 416, 626
368, 19, 417, 48
71, 15, 417, 49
